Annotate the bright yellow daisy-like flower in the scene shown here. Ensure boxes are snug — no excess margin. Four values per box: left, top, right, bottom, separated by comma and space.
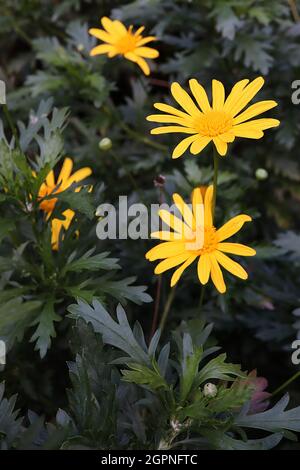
146, 186, 256, 293
38, 158, 92, 250
89, 17, 159, 75
147, 77, 280, 158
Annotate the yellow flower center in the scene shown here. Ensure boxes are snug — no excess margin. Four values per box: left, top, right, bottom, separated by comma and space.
115, 29, 140, 54
194, 111, 233, 137
186, 226, 218, 254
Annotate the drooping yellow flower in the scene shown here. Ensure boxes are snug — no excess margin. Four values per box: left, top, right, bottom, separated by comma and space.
147, 77, 280, 158
89, 17, 159, 75
146, 186, 256, 293
38, 158, 92, 250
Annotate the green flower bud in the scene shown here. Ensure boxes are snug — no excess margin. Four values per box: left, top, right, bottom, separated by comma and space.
255, 168, 268, 180
99, 137, 112, 151
203, 382, 217, 398
77, 44, 85, 52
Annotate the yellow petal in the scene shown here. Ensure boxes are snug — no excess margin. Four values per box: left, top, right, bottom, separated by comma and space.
90, 44, 115, 56
216, 215, 252, 242
213, 136, 227, 156
233, 100, 278, 125
210, 254, 226, 293
135, 46, 159, 58
189, 79, 211, 113
223, 79, 250, 113
153, 103, 190, 119
147, 114, 190, 125
146, 241, 186, 261
215, 251, 248, 280
192, 188, 204, 229
229, 77, 265, 117
67, 168, 92, 185
151, 126, 196, 135
204, 185, 213, 227
212, 79, 225, 111
172, 135, 198, 159
101, 17, 120, 35
136, 36, 156, 46
232, 124, 264, 139
154, 253, 191, 274
112, 20, 128, 36
158, 209, 191, 235
197, 254, 211, 285
218, 132, 235, 143
170, 255, 197, 287
151, 231, 178, 241
190, 136, 211, 155
134, 26, 145, 36
236, 118, 280, 130
46, 170, 55, 187
58, 158, 73, 184
171, 82, 201, 117
88, 28, 114, 44
173, 193, 194, 228
218, 242, 256, 256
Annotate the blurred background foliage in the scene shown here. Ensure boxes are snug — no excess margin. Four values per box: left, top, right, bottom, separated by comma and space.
0, 0, 300, 449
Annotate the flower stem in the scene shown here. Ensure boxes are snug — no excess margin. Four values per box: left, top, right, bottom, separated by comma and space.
2, 104, 20, 148
288, 0, 300, 22
271, 371, 300, 398
212, 147, 219, 219
198, 285, 206, 310
150, 274, 162, 340
159, 286, 177, 333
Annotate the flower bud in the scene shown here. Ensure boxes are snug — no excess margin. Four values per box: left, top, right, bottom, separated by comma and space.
154, 174, 166, 188
255, 168, 268, 180
99, 137, 112, 151
77, 43, 84, 52
203, 382, 217, 398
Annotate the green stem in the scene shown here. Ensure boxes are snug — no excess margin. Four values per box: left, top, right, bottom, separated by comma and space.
271, 371, 300, 398
212, 146, 219, 219
198, 285, 206, 310
159, 286, 177, 333
2, 104, 20, 148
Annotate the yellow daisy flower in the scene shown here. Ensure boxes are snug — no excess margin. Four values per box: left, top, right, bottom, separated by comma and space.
38, 158, 92, 250
89, 16, 159, 75
146, 77, 280, 158
145, 185, 256, 293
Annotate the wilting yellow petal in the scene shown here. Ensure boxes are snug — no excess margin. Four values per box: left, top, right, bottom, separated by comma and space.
215, 251, 248, 280
218, 242, 256, 256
